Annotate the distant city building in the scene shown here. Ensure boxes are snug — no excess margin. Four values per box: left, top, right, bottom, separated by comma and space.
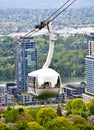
16, 37, 38, 93
0, 84, 6, 94
0, 84, 14, 106
83, 93, 94, 102
0, 93, 14, 106
20, 93, 64, 105
64, 83, 85, 99
6, 83, 17, 98
85, 33, 94, 95
6, 94, 14, 104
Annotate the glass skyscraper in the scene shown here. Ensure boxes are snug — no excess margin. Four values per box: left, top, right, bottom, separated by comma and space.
85, 33, 94, 95
16, 37, 38, 93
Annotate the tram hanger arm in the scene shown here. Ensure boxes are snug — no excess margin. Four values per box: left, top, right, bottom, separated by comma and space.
19, 0, 77, 38
35, 0, 77, 31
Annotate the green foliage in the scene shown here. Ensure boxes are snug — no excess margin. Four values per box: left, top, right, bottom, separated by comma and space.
14, 120, 28, 130
86, 99, 94, 115
56, 104, 62, 116
89, 105, 94, 115
28, 107, 40, 121
27, 122, 44, 130
0, 122, 8, 130
4, 108, 19, 123
66, 100, 73, 111
0, 108, 5, 116
71, 98, 86, 112
0, 36, 15, 80
80, 111, 88, 119
73, 124, 93, 130
66, 98, 86, 114
17, 110, 32, 122
0, 33, 87, 80
46, 116, 71, 130
37, 107, 57, 126
4, 107, 32, 123
38, 34, 86, 79
0, 8, 94, 34
14, 120, 44, 130
18, 108, 24, 114
0, 36, 16, 56
68, 115, 87, 125
0, 57, 15, 80
1, 103, 94, 130
52, 49, 86, 78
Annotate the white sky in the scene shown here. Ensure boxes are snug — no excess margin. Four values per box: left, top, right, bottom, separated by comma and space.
0, 0, 94, 9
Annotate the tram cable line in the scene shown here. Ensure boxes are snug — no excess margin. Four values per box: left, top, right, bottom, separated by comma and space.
0, 0, 77, 58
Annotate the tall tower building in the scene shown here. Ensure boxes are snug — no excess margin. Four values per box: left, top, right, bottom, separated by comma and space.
16, 37, 38, 93
85, 33, 94, 95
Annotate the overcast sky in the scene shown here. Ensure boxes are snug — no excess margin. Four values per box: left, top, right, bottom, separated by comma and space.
0, 0, 94, 9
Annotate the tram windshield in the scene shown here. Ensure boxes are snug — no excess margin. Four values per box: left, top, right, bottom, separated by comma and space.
38, 76, 60, 89
28, 75, 60, 90
28, 76, 37, 92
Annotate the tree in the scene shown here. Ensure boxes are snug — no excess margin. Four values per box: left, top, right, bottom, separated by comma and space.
18, 108, 24, 114
0, 122, 9, 130
4, 108, 19, 123
74, 124, 94, 130
17, 109, 32, 122
80, 111, 88, 119
89, 105, 94, 115
56, 104, 62, 116
87, 99, 94, 115
27, 122, 44, 130
37, 107, 57, 126
28, 107, 40, 121
0, 107, 5, 117
68, 115, 87, 125
0, 33, 87, 80
66, 98, 86, 115
46, 116, 71, 130
66, 99, 73, 111
71, 98, 86, 113
14, 121, 28, 130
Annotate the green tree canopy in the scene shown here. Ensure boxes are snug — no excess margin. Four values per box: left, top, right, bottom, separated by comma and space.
27, 122, 44, 130
66, 98, 86, 114
68, 115, 87, 125
28, 107, 40, 121
4, 108, 19, 123
14, 120, 28, 130
37, 107, 57, 126
86, 99, 94, 115
0, 122, 9, 130
46, 116, 71, 130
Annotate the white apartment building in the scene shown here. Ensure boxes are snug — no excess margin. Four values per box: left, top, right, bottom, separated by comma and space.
0, 94, 14, 106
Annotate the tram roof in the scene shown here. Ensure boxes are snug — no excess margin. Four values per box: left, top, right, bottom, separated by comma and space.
28, 68, 59, 77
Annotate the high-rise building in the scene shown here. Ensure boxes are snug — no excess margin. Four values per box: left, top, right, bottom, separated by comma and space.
16, 37, 38, 93
85, 33, 94, 95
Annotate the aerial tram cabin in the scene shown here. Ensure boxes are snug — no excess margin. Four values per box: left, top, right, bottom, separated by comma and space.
28, 68, 61, 99
28, 22, 61, 99
27, 0, 76, 99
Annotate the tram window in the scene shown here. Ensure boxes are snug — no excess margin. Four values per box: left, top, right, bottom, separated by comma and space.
40, 82, 52, 89
28, 76, 36, 88
54, 76, 60, 88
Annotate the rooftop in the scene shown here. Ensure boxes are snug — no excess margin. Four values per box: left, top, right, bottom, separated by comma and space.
65, 83, 85, 89
0, 84, 6, 88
